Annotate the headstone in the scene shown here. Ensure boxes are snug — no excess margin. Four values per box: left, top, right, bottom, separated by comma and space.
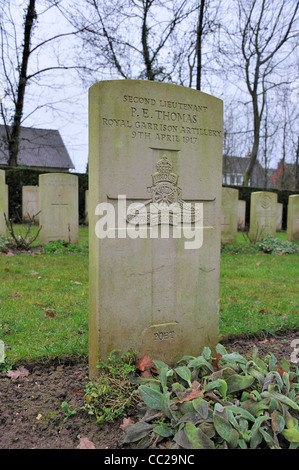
287, 195, 299, 242
276, 202, 283, 232
22, 186, 39, 221
238, 200, 246, 231
0, 170, 5, 236
5, 185, 9, 220
85, 190, 89, 225
39, 173, 79, 245
221, 188, 238, 243
249, 191, 277, 241
89, 79, 223, 377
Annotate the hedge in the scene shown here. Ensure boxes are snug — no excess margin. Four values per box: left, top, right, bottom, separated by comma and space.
4, 168, 88, 224
3, 168, 298, 229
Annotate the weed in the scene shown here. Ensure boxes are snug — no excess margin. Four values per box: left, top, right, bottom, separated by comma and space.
4, 213, 42, 250
43, 240, 88, 254
82, 350, 139, 423
61, 401, 77, 421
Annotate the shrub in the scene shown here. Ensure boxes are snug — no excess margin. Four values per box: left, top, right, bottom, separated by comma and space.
121, 345, 299, 449
43, 240, 87, 254
259, 236, 299, 254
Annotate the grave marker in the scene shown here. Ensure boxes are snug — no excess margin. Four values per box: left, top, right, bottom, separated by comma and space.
0, 170, 5, 236
249, 191, 277, 241
5, 185, 8, 221
238, 200, 246, 231
85, 190, 89, 225
22, 186, 39, 221
276, 202, 283, 232
89, 79, 223, 377
39, 173, 79, 245
221, 188, 238, 243
287, 195, 299, 242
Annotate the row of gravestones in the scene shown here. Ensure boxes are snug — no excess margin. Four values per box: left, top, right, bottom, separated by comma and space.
0, 171, 80, 244
1, 171, 298, 244
221, 187, 299, 243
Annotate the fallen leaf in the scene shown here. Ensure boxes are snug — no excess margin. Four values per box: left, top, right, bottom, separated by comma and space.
120, 417, 135, 430
36, 413, 42, 420
7, 293, 21, 298
135, 353, 157, 374
259, 309, 266, 314
73, 389, 85, 396
141, 369, 154, 378
212, 352, 223, 371
229, 296, 237, 302
6, 366, 30, 379
77, 437, 96, 449
191, 380, 201, 390
45, 311, 56, 318
4, 268, 9, 272
176, 389, 201, 404
259, 339, 269, 344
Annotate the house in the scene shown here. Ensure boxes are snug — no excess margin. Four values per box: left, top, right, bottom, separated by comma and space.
222, 155, 264, 187
270, 159, 298, 190
0, 125, 74, 171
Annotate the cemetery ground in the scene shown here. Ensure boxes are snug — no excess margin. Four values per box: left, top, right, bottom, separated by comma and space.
0, 226, 298, 449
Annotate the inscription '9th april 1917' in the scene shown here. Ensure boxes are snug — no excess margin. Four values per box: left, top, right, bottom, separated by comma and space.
101, 95, 222, 144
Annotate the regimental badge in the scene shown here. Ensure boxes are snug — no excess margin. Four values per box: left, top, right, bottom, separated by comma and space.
126, 155, 201, 225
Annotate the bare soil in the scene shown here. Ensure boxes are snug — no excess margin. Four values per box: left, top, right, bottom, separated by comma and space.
1, 329, 298, 450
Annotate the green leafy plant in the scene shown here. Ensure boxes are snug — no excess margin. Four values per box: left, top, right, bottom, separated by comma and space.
121, 345, 299, 449
0, 235, 8, 253
259, 236, 299, 254
82, 349, 139, 423
61, 401, 77, 421
44, 240, 87, 254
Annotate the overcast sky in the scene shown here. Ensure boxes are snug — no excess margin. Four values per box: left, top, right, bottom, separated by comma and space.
1, 0, 298, 174
0, 0, 89, 173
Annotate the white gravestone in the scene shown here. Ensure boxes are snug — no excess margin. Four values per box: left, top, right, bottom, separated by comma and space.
39, 173, 79, 245
89, 80, 223, 377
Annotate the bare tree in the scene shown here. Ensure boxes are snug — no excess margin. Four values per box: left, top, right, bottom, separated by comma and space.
0, 0, 85, 166
59, 0, 193, 84
172, 0, 220, 90
237, 0, 299, 186
217, 1, 299, 186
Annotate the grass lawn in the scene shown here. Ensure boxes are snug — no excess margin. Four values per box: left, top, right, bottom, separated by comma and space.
0, 226, 298, 364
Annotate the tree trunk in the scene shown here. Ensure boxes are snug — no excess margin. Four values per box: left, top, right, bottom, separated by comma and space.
196, 0, 205, 91
243, 96, 261, 186
8, 0, 37, 167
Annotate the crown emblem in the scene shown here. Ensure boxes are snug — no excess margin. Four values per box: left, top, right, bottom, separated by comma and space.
151, 155, 178, 187
126, 154, 201, 226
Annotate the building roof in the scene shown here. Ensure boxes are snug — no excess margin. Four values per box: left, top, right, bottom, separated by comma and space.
0, 125, 74, 170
